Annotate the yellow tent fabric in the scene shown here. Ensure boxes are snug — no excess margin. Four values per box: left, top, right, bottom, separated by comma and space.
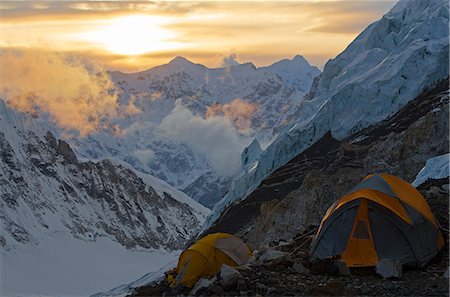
168, 233, 251, 288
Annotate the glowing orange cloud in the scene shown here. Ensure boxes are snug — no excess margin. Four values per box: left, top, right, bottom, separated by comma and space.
206, 99, 257, 132
0, 1, 396, 71
0, 49, 134, 136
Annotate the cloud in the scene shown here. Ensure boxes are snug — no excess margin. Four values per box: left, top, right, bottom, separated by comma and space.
220, 53, 240, 67
158, 102, 250, 176
0, 0, 396, 72
132, 149, 156, 165
0, 49, 131, 136
206, 98, 257, 132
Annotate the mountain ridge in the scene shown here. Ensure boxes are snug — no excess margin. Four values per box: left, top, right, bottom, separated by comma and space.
203, 0, 449, 228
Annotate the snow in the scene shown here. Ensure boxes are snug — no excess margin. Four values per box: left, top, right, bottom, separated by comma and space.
108, 158, 210, 219
0, 236, 178, 297
202, 0, 449, 231
261, 55, 321, 93
66, 54, 320, 207
0, 98, 208, 297
92, 259, 178, 297
412, 153, 450, 187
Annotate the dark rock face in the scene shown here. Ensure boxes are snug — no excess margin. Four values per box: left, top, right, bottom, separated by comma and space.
204, 80, 449, 249
0, 116, 206, 250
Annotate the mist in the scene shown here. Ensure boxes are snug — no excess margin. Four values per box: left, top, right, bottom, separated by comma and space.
0, 49, 121, 136
158, 102, 252, 177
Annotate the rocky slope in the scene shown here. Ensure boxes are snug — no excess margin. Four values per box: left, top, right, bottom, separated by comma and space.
128, 79, 449, 297
0, 97, 209, 251
67, 56, 320, 208
0, 98, 210, 295
204, 79, 449, 248
133, 174, 449, 297
204, 0, 449, 225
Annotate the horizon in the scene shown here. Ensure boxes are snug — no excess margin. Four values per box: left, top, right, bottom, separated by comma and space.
0, 0, 397, 72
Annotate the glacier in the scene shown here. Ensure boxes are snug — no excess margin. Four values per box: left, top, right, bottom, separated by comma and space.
412, 153, 450, 187
203, 0, 449, 230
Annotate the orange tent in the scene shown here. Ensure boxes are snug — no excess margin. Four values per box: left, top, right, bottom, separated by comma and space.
310, 173, 444, 268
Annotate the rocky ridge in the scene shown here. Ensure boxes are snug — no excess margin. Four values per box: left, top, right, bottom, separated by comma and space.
0, 98, 209, 252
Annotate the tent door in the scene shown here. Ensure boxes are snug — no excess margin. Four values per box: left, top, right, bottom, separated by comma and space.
341, 199, 378, 267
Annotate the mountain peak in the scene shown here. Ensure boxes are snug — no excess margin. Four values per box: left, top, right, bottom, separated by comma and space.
168, 56, 194, 66
292, 54, 308, 63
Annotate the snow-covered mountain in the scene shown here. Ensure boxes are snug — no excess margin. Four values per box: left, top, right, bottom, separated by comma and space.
203, 0, 449, 229
67, 55, 320, 207
0, 98, 209, 295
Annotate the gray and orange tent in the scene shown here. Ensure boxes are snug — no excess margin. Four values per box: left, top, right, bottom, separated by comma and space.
167, 233, 252, 288
310, 173, 444, 268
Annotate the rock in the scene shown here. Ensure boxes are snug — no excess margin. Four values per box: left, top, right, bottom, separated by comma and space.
443, 267, 449, 278
256, 282, 267, 291
309, 281, 344, 296
310, 259, 340, 275
190, 277, 215, 295
292, 262, 310, 274
248, 250, 259, 265
207, 284, 224, 294
237, 279, 248, 291
258, 248, 288, 262
334, 260, 350, 276
266, 287, 280, 294
219, 264, 241, 291
56, 140, 79, 164
376, 259, 403, 278
235, 264, 253, 272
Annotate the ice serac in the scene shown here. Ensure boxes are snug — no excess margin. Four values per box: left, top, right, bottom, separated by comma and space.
203, 0, 449, 229
0, 98, 209, 296
413, 153, 450, 187
71, 55, 320, 208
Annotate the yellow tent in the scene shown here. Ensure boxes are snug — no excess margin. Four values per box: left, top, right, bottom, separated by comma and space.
310, 173, 444, 268
168, 233, 252, 288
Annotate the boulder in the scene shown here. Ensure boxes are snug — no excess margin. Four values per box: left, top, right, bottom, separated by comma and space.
190, 277, 215, 295
443, 267, 449, 278
248, 250, 259, 265
219, 264, 242, 291
234, 264, 253, 272
292, 262, 310, 274
376, 259, 402, 278
258, 248, 288, 262
334, 260, 351, 276
310, 259, 340, 275
207, 284, 224, 294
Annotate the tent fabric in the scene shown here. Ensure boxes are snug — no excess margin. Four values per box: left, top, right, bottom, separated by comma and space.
310, 173, 444, 268
169, 233, 251, 288
341, 199, 378, 267
215, 236, 250, 265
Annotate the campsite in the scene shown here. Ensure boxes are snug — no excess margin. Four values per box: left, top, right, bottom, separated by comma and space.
125, 77, 450, 296
130, 176, 449, 297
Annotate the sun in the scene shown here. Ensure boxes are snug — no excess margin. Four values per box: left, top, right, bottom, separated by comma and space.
79, 15, 181, 56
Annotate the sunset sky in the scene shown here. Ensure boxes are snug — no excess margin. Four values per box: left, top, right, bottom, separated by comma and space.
0, 1, 396, 71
